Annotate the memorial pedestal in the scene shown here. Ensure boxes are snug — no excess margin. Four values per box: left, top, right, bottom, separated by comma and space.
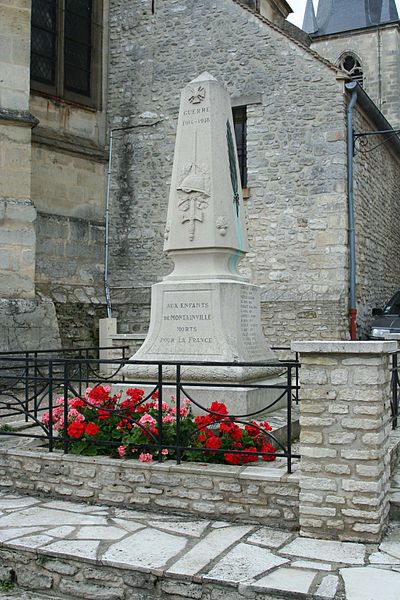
123, 73, 282, 416
123, 279, 283, 414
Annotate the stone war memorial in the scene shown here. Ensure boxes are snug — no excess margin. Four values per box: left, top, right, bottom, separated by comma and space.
124, 72, 282, 413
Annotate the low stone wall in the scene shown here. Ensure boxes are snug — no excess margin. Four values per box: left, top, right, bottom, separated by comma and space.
0, 547, 279, 600
0, 448, 299, 530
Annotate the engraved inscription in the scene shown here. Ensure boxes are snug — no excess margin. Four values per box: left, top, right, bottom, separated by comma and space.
156, 291, 215, 354
240, 287, 260, 354
182, 106, 210, 127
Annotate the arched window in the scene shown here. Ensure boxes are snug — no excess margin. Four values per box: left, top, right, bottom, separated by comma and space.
338, 53, 364, 87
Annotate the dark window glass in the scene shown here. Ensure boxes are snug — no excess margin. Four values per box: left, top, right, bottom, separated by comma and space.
31, 0, 56, 85
232, 106, 248, 188
384, 292, 400, 315
30, 0, 95, 100
339, 54, 364, 87
64, 0, 92, 95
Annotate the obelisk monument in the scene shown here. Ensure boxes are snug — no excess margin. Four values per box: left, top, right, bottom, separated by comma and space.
124, 73, 280, 407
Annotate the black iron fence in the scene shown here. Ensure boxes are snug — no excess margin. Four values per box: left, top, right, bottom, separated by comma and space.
0, 348, 300, 473
390, 351, 399, 429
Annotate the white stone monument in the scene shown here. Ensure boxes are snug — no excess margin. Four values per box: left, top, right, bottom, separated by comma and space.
124, 73, 282, 412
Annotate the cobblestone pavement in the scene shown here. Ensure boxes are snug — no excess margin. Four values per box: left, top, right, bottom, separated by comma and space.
0, 492, 399, 599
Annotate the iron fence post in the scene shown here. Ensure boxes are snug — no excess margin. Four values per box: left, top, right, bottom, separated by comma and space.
295, 352, 300, 405
287, 366, 292, 474
176, 364, 181, 464
24, 351, 29, 423
85, 349, 89, 389
48, 361, 54, 452
33, 351, 38, 419
392, 353, 398, 430
63, 361, 69, 454
158, 364, 163, 462
78, 349, 83, 397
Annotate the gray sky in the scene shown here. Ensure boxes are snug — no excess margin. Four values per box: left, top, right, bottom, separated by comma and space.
287, 0, 400, 28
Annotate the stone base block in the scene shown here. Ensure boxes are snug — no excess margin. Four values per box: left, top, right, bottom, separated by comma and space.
123, 278, 281, 381
117, 375, 287, 417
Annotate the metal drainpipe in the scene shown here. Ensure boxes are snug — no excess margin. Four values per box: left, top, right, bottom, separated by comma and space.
104, 129, 113, 319
346, 81, 358, 340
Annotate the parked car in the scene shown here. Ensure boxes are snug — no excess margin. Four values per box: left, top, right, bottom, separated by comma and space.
370, 291, 400, 339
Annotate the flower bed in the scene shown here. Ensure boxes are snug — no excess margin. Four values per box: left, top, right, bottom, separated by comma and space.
42, 385, 276, 466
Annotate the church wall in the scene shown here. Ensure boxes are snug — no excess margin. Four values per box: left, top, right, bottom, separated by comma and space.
311, 25, 400, 127
0, 0, 61, 350
353, 108, 400, 339
107, 0, 350, 346
24, 3, 111, 348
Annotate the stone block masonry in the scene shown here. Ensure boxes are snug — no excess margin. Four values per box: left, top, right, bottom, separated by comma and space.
292, 341, 396, 543
107, 0, 350, 343
0, 448, 299, 530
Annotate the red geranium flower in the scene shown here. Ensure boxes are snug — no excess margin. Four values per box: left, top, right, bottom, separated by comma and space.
197, 428, 213, 443
260, 420, 272, 432
126, 388, 144, 401
85, 422, 100, 436
98, 409, 111, 420
89, 386, 110, 403
241, 447, 259, 463
116, 418, 132, 431
220, 421, 242, 441
245, 421, 261, 438
205, 436, 222, 450
260, 442, 276, 461
194, 414, 213, 428
224, 452, 242, 465
209, 402, 228, 421
67, 421, 86, 439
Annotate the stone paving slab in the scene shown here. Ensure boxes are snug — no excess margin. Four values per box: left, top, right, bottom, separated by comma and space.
0, 491, 400, 599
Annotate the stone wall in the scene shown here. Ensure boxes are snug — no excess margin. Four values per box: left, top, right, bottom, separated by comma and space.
35, 213, 106, 347
0, 297, 60, 352
0, 448, 299, 530
107, 0, 350, 346
29, 100, 108, 349
31, 145, 106, 222
0, 198, 36, 299
352, 109, 400, 339
311, 25, 400, 128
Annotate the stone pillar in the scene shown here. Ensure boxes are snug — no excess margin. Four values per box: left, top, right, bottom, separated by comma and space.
292, 341, 396, 543
0, 0, 37, 298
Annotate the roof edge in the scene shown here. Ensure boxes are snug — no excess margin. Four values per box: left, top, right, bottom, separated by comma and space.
346, 81, 400, 156
232, 0, 341, 75
311, 19, 400, 40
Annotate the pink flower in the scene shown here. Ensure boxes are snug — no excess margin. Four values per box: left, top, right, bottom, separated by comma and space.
139, 414, 156, 427
117, 445, 126, 458
183, 398, 190, 406
162, 415, 175, 424
68, 408, 85, 423
161, 449, 169, 456
54, 417, 65, 431
138, 452, 153, 463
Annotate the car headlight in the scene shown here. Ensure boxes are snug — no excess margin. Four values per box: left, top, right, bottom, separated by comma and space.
371, 328, 388, 338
